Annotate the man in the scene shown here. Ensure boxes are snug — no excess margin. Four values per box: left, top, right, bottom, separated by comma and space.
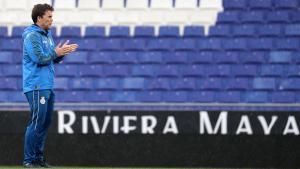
22, 4, 78, 168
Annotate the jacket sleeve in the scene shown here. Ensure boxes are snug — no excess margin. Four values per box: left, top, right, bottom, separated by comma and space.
24, 32, 58, 65
53, 55, 64, 64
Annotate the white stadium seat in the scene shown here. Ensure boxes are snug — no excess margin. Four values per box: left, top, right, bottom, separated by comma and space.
28, 0, 52, 9
3, 0, 28, 11
102, 0, 124, 10
78, 0, 101, 11
200, 0, 223, 11
151, 0, 173, 10
126, 0, 149, 10
175, 0, 198, 9
54, 0, 76, 10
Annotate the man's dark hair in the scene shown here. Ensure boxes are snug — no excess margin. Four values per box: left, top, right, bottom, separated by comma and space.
31, 4, 54, 23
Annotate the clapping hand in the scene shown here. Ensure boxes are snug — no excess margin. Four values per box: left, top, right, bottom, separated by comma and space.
55, 40, 79, 57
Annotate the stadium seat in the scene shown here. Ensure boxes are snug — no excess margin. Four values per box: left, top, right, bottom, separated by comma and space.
112, 51, 138, 64
183, 26, 205, 37
9, 91, 26, 102
232, 65, 258, 77
224, 78, 249, 91
198, 38, 222, 51
138, 91, 162, 102
0, 38, 22, 51
55, 65, 78, 77
269, 51, 292, 64
0, 52, 14, 64
89, 52, 113, 64
11, 26, 26, 38
134, 26, 155, 37
171, 78, 196, 90
187, 91, 215, 103
207, 65, 231, 77
162, 52, 188, 64
3, 0, 27, 11
77, 39, 98, 51
126, 0, 149, 10
60, 26, 81, 37
198, 78, 223, 90
260, 65, 284, 77
78, 0, 101, 10
138, 51, 163, 64
223, 0, 247, 11
64, 51, 88, 64
279, 78, 300, 90
249, 38, 273, 51
78, 65, 103, 77
112, 91, 138, 102
214, 51, 239, 64
109, 26, 130, 37
240, 51, 267, 64
248, 0, 272, 10
84, 26, 105, 37
222, 38, 247, 51
84, 91, 111, 102
271, 92, 295, 103
240, 11, 265, 24
121, 77, 145, 90
157, 65, 180, 77
253, 78, 276, 90
101, 0, 124, 10
245, 91, 268, 103
257, 24, 283, 37
189, 51, 214, 64
151, 0, 173, 10
217, 11, 240, 24
267, 11, 291, 24
217, 91, 241, 103
209, 25, 231, 37
232, 24, 256, 37
291, 12, 300, 23
54, 0, 76, 10
0, 27, 8, 37
147, 78, 171, 90
163, 91, 188, 102
287, 65, 300, 77
147, 39, 172, 51
132, 65, 158, 77
173, 39, 197, 51
285, 24, 300, 37
123, 39, 146, 51
71, 78, 94, 90
0, 78, 18, 90
94, 78, 120, 90
274, 0, 299, 10
2, 65, 22, 77
159, 26, 180, 37
54, 77, 69, 90
275, 38, 299, 50
181, 64, 206, 77
175, 0, 198, 9
103, 65, 130, 77
98, 39, 122, 51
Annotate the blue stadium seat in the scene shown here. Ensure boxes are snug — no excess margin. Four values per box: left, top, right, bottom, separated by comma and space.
9, 91, 26, 102
291, 12, 300, 23
285, 24, 300, 37
50, 27, 57, 38
2, 65, 22, 77
94, 78, 120, 90
159, 26, 180, 37
103, 65, 130, 77
111, 51, 138, 64
232, 24, 256, 37
138, 91, 162, 102
0, 52, 14, 64
248, 0, 272, 10
138, 51, 163, 64
267, 11, 291, 23
260, 65, 284, 77
240, 51, 267, 64
123, 39, 146, 51
207, 65, 231, 77
77, 39, 97, 51
287, 65, 300, 77
187, 91, 215, 103
223, 38, 247, 51
232, 65, 258, 77
84, 26, 105, 37
198, 78, 223, 90
214, 51, 239, 64
240, 11, 265, 23
217, 91, 241, 103
98, 39, 122, 51
132, 65, 158, 77
134, 26, 155, 37
0, 38, 22, 51
0, 91, 8, 102
274, 0, 299, 9
79, 65, 103, 77
147, 78, 171, 90
54, 77, 69, 90
181, 64, 206, 77
258, 24, 283, 37
189, 51, 214, 64
275, 38, 299, 50
71, 78, 94, 90
64, 51, 88, 64
56, 91, 86, 102
271, 92, 295, 103
225, 78, 249, 90
209, 25, 231, 37
89, 51, 113, 64
279, 78, 300, 90
0, 78, 18, 89
147, 39, 172, 51
253, 78, 276, 90
157, 65, 180, 77
55, 65, 78, 77
198, 38, 222, 51
110, 26, 130, 37
183, 26, 204, 37
162, 91, 188, 102
121, 77, 145, 90
245, 91, 268, 103
12, 26, 26, 37
171, 78, 196, 90
84, 91, 111, 102
217, 11, 240, 24
249, 38, 273, 50
60, 26, 81, 37
269, 51, 292, 64
173, 39, 197, 51
163, 52, 188, 64
223, 0, 247, 11
112, 91, 138, 102
0, 27, 8, 37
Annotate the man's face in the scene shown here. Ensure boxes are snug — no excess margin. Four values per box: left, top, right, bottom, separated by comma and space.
38, 10, 53, 30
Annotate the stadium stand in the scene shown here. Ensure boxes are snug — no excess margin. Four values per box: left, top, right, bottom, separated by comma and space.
0, 0, 299, 106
